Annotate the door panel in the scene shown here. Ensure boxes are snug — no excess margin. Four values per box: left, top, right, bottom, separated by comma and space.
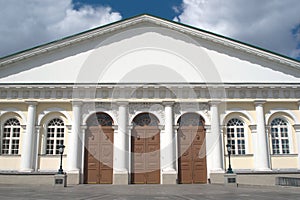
178, 126, 207, 184
131, 127, 160, 184
85, 126, 113, 184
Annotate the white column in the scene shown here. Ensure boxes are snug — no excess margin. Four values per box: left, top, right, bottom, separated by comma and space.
293, 125, 300, 169
80, 125, 87, 183
254, 100, 270, 170
205, 125, 213, 178
113, 102, 129, 184
162, 101, 176, 172
115, 101, 128, 172
68, 101, 82, 172
34, 126, 41, 171
208, 101, 223, 171
20, 101, 37, 172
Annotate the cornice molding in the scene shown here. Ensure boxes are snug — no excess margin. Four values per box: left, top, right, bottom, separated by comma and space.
0, 84, 300, 101
0, 15, 299, 70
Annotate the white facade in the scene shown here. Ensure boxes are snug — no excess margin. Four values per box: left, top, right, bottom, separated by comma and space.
0, 15, 300, 185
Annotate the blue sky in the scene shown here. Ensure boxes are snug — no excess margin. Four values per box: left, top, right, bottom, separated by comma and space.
73, 0, 182, 20
0, 0, 299, 61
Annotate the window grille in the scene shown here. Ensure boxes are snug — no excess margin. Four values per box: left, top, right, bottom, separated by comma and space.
1, 118, 20, 155
226, 118, 246, 155
270, 118, 290, 154
46, 118, 65, 155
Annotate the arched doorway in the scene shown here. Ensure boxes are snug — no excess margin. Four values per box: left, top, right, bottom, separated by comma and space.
177, 113, 207, 184
131, 113, 160, 184
84, 112, 114, 184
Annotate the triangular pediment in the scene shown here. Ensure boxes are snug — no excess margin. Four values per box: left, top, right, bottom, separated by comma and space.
0, 14, 299, 84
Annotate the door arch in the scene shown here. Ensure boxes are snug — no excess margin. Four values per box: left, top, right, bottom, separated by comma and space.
131, 113, 160, 184
177, 113, 207, 184
84, 112, 114, 184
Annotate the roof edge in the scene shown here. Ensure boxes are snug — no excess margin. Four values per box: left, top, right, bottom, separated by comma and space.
0, 14, 299, 68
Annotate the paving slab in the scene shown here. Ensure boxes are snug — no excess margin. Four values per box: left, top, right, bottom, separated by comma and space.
0, 184, 299, 200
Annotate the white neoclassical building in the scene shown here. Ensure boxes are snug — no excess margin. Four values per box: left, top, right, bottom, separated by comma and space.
1, 14, 300, 185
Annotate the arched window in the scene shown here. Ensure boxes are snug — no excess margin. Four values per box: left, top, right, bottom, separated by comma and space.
46, 118, 65, 155
270, 118, 290, 154
226, 118, 245, 155
1, 118, 21, 155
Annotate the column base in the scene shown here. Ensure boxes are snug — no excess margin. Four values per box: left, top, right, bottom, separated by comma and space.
19, 168, 34, 173
162, 171, 177, 184
113, 171, 128, 185
66, 170, 80, 185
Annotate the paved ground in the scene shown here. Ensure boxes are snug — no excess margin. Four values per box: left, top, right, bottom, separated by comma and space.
0, 184, 300, 200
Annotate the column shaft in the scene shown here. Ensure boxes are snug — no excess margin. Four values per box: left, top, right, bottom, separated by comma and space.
163, 102, 175, 171
254, 101, 270, 170
20, 102, 37, 172
209, 101, 223, 171
68, 102, 82, 172
115, 102, 128, 171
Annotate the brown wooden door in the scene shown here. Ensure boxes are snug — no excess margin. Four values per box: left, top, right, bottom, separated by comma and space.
178, 126, 207, 184
131, 127, 160, 184
84, 126, 113, 184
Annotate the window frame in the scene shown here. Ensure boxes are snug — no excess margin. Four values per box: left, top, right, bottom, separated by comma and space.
270, 117, 292, 155
1, 118, 21, 155
45, 118, 65, 155
226, 118, 247, 155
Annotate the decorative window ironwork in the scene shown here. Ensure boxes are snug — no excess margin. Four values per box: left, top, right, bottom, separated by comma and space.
226, 118, 246, 155
87, 113, 113, 126
1, 118, 21, 155
133, 113, 159, 126
46, 118, 65, 155
270, 118, 290, 154
178, 113, 204, 126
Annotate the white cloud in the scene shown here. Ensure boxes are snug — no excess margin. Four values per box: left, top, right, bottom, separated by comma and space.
0, 0, 122, 57
174, 0, 300, 59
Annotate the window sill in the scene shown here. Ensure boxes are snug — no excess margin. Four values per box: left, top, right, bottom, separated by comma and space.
271, 154, 298, 157
0, 154, 21, 157
38, 154, 66, 157
225, 154, 253, 157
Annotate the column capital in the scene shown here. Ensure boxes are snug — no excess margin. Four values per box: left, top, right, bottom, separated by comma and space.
158, 125, 165, 130
249, 125, 257, 131
112, 125, 118, 130
209, 100, 221, 106
66, 125, 72, 130
25, 101, 38, 106
71, 101, 83, 106
293, 124, 300, 130
162, 101, 175, 106
254, 100, 266, 106
116, 101, 129, 106
80, 125, 88, 130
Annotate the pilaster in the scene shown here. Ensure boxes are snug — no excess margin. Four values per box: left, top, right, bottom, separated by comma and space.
293, 124, 300, 169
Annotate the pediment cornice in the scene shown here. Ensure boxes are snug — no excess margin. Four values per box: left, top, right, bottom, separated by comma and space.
0, 14, 299, 69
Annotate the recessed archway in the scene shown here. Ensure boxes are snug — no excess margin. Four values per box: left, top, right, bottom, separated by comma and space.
177, 113, 207, 184
131, 113, 160, 184
84, 112, 114, 184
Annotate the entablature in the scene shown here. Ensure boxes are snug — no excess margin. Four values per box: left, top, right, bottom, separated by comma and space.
0, 83, 299, 101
